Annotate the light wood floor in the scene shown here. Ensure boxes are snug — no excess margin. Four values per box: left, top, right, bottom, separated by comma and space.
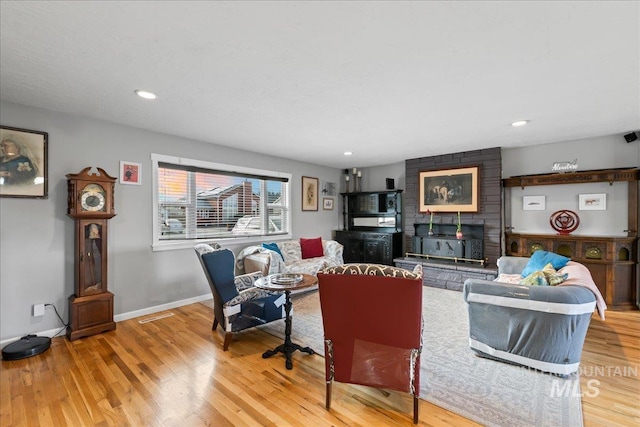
1, 302, 638, 427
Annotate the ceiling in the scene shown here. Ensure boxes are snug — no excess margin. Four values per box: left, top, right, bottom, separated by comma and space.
1, 1, 638, 169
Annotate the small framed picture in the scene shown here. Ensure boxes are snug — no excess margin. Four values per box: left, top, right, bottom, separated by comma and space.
523, 195, 546, 211
120, 161, 141, 185
579, 193, 606, 210
0, 125, 48, 198
302, 176, 319, 211
323, 198, 334, 210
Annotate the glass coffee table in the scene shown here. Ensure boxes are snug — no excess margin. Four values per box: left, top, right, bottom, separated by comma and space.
255, 273, 317, 369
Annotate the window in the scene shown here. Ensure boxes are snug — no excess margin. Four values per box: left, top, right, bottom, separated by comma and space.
152, 154, 291, 250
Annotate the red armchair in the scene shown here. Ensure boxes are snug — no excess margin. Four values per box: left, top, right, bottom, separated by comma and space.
317, 263, 423, 424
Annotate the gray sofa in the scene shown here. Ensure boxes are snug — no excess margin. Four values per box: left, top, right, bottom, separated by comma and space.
463, 256, 597, 376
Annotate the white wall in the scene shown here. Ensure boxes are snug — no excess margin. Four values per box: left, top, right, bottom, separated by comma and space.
0, 101, 342, 342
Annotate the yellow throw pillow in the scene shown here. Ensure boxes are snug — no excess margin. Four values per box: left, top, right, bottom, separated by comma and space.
520, 263, 568, 286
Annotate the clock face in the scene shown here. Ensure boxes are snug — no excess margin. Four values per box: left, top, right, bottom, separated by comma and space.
81, 183, 106, 212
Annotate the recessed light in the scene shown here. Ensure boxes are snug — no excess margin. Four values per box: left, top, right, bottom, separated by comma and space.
344, 151, 353, 156
511, 120, 529, 127
135, 90, 157, 100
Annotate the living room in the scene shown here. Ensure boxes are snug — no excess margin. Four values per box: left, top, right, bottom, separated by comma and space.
1, 2, 639, 426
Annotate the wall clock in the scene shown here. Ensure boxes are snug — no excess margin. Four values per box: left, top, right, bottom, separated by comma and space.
66, 167, 117, 341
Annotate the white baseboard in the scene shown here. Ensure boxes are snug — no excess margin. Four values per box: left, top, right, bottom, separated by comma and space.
114, 293, 211, 322
0, 293, 212, 348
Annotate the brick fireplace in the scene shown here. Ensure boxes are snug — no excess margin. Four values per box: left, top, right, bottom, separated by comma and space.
394, 147, 502, 290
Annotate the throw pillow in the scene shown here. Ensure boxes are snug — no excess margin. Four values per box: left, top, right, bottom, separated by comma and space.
520, 263, 569, 286
262, 242, 284, 260
300, 237, 324, 259
521, 250, 570, 277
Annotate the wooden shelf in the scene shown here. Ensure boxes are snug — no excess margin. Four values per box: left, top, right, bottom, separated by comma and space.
502, 167, 639, 188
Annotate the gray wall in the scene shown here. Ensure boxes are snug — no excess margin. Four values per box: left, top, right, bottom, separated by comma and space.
2, 99, 637, 342
503, 135, 639, 236
0, 101, 342, 342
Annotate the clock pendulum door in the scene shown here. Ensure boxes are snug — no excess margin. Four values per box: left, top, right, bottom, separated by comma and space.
67, 219, 116, 341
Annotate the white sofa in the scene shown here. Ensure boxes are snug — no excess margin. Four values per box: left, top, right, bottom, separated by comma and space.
239, 239, 344, 278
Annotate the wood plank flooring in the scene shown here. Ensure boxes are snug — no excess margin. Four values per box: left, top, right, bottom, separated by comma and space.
1, 301, 638, 426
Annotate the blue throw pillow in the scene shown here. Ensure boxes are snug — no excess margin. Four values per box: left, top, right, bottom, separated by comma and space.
521, 250, 571, 277
262, 242, 284, 260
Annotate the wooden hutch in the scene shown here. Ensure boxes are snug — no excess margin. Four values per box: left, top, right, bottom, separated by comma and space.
334, 190, 403, 265
503, 168, 639, 310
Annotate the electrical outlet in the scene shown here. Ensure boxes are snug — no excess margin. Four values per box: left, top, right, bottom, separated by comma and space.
33, 304, 45, 317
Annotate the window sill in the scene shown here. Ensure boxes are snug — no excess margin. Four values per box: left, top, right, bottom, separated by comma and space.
152, 233, 292, 252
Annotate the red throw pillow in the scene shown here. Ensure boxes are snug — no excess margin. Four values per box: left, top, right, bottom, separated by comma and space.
300, 237, 324, 259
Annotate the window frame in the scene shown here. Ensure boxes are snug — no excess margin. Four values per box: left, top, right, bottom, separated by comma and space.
151, 153, 292, 251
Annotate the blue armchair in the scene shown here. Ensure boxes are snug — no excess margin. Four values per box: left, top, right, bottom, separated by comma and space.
195, 243, 286, 350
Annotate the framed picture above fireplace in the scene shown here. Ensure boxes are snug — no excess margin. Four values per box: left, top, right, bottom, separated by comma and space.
419, 166, 479, 212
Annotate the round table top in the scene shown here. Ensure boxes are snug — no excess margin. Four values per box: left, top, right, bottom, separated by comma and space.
255, 273, 317, 292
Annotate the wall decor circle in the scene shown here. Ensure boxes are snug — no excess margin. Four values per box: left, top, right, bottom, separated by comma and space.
549, 209, 580, 235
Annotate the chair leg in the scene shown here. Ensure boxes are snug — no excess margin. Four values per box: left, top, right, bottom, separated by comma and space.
212, 318, 218, 331
326, 380, 332, 410
413, 395, 419, 424
222, 332, 233, 351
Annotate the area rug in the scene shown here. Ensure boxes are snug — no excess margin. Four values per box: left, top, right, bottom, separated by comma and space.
202, 286, 583, 426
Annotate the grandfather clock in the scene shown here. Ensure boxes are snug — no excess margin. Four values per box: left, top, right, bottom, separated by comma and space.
66, 167, 117, 341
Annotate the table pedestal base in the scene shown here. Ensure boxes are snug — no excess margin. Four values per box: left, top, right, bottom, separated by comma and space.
262, 342, 315, 370
261, 290, 315, 369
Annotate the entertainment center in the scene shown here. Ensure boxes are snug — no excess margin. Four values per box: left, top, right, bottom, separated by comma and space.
503, 167, 639, 310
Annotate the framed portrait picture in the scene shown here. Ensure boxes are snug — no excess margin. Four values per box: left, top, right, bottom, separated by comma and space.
419, 166, 479, 212
120, 161, 141, 185
523, 195, 546, 211
0, 125, 48, 198
323, 197, 334, 210
302, 176, 319, 211
579, 193, 606, 210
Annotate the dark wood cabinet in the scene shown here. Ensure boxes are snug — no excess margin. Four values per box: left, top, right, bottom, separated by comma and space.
335, 190, 403, 265
335, 230, 403, 265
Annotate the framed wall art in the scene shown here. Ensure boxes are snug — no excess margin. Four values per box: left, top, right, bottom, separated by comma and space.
0, 125, 48, 198
419, 166, 478, 212
120, 161, 141, 185
523, 195, 546, 211
302, 176, 319, 211
579, 193, 606, 210
323, 197, 334, 210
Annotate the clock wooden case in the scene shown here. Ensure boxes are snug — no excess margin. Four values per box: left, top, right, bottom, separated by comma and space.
66, 167, 117, 341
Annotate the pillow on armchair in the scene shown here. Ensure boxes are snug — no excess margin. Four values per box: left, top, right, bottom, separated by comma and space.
520, 263, 568, 286
521, 250, 570, 277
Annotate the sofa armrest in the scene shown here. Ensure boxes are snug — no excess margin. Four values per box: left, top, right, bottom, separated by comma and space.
497, 256, 530, 275
323, 240, 344, 265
